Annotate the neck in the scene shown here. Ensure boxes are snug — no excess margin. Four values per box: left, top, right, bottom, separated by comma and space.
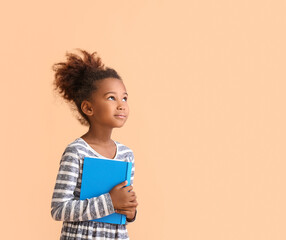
81, 125, 113, 145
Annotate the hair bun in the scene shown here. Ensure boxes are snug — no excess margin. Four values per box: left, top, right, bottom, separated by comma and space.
52, 48, 122, 126
52, 49, 105, 102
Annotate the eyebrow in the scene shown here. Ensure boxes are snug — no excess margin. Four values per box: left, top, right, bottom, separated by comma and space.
103, 91, 128, 96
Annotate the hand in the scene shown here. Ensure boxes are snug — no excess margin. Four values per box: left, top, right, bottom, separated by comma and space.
115, 194, 138, 220
115, 205, 137, 220
109, 181, 137, 210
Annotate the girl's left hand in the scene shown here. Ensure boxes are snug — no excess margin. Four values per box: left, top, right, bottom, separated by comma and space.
115, 206, 137, 220
115, 192, 138, 220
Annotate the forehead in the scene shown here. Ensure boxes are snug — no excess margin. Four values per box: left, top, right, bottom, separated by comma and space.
95, 77, 126, 93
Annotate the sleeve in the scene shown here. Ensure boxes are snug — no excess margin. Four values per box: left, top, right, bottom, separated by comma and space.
50, 146, 115, 222
126, 150, 137, 225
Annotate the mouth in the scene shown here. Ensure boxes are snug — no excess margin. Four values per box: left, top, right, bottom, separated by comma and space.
114, 115, 126, 119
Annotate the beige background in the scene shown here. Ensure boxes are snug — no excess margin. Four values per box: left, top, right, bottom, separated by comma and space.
0, 0, 285, 239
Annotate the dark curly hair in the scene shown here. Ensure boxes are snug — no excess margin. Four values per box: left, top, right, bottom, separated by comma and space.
52, 48, 122, 126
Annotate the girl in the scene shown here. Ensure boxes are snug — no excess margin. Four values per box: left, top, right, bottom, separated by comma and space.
50, 49, 138, 240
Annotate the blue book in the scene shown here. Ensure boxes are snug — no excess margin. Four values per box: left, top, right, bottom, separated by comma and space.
80, 156, 132, 224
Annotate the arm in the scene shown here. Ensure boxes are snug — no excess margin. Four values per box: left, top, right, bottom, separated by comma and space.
125, 152, 138, 224
50, 146, 115, 222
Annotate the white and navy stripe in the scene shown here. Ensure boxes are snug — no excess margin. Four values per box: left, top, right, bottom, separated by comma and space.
51, 137, 135, 240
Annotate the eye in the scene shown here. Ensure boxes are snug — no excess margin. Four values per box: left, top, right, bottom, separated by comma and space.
107, 96, 115, 100
123, 97, 128, 102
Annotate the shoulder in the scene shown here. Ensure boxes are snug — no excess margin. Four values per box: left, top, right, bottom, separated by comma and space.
114, 140, 133, 152
114, 140, 134, 161
59, 138, 85, 164
62, 138, 82, 155
63, 137, 94, 156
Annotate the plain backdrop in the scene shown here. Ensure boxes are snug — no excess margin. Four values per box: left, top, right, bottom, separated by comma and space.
0, 1, 285, 239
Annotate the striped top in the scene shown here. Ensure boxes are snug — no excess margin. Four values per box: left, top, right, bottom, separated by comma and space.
51, 137, 136, 240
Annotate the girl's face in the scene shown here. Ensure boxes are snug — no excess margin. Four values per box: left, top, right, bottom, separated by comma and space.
85, 77, 129, 129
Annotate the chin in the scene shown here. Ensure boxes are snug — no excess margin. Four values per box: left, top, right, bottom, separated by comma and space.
111, 119, 127, 128
114, 124, 125, 128
105, 123, 124, 129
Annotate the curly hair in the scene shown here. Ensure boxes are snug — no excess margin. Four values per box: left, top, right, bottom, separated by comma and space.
52, 48, 122, 126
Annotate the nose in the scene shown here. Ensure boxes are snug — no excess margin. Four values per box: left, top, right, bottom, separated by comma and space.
117, 104, 125, 110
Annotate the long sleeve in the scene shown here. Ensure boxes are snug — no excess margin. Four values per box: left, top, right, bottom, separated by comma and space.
50, 146, 115, 222
126, 151, 137, 225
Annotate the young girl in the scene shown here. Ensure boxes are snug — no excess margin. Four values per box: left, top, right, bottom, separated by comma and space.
50, 49, 138, 240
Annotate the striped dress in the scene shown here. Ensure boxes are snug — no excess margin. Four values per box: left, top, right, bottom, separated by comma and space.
51, 137, 136, 240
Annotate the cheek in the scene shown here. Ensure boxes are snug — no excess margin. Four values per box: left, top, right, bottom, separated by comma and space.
97, 106, 112, 117
124, 103, 129, 111
126, 107, 130, 116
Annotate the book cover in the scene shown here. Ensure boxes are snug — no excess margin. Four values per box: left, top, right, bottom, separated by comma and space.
80, 156, 132, 224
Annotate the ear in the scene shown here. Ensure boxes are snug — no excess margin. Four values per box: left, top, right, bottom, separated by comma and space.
81, 100, 93, 116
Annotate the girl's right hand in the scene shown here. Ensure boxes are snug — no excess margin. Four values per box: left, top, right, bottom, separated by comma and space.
109, 181, 138, 210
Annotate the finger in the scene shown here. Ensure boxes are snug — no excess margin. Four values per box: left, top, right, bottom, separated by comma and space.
117, 204, 135, 209
115, 209, 130, 215
129, 192, 136, 197
129, 196, 137, 201
116, 206, 136, 211
117, 180, 128, 188
125, 202, 138, 208
124, 185, 133, 192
